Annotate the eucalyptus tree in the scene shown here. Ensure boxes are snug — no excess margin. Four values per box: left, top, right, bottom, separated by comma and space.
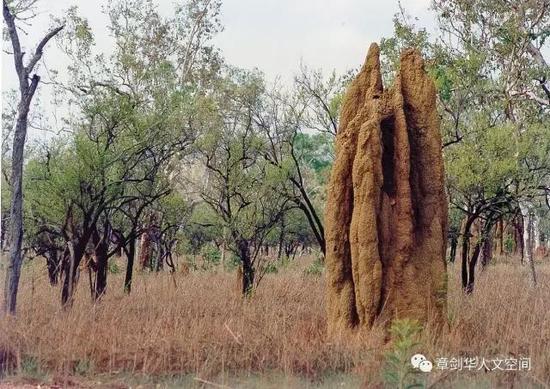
432, 0, 550, 288
23, 0, 225, 303
2, 0, 64, 314
195, 68, 292, 294
380, 0, 550, 292
255, 77, 345, 256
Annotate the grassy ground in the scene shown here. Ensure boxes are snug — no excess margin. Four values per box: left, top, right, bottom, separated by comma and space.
1, 255, 549, 388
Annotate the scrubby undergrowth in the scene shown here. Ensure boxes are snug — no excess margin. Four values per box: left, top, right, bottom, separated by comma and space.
1, 256, 549, 388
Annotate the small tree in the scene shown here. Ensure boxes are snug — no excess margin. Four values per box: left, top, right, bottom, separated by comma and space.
196, 68, 291, 294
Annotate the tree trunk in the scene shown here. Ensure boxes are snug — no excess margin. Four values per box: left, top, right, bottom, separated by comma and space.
61, 251, 76, 308
3, 98, 33, 315
463, 213, 496, 293
220, 228, 227, 269
297, 201, 326, 257
0, 214, 7, 251
513, 215, 525, 263
466, 242, 482, 293
460, 215, 476, 290
2, 2, 64, 315
449, 236, 458, 263
277, 221, 285, 261
61, 239, 86, 307
124, 238, 136, 293
46, 249, 60, 285
481, 228, 493, 268
156, 244, 164, 272
526, 211, 537, 287
93, 239, 109, 300
497, 217, 504, 255
237, 240, 254, 295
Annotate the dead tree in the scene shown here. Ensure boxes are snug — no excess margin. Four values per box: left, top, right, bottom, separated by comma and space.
2, 1, 64, 313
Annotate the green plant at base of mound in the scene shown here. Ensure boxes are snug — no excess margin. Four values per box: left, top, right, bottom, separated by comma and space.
382, 319, 426, 389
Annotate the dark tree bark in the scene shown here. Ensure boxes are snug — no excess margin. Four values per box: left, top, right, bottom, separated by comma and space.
237, 239, 254, 295
296, 200, 325, 256
277, 217, 285, 260
92, 228, 109, 300
449, 237, 458, 263
466, 242, 482, 293
45, 249, 60, 285
526, 211, 538, 287
460, 215, 476, 290
463, 212, 497, 293
481, 229, 493, 269
124, 238, 136, 293
513, 215, 525, 263
61, 238, 87, 307
496, 217, 504, 255
2, 1, 64, 315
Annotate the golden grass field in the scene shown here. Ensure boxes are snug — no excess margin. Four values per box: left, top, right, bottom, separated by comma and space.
1, 256, 549, 388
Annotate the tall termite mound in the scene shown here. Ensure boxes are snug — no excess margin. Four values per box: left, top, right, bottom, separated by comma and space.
325, 43, 448, 336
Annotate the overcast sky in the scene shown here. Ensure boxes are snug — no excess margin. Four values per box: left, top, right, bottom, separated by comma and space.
1, 0, 434, 141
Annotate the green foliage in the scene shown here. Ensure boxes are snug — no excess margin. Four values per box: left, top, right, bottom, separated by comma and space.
181, 204, 222, 256
504, 236, 515, 254
225, 254, 242, 271
262, 261, 279, 274
20, 355, 42, 379
74, 358, 94, 376
448, 207, 463, 237
382, 319, 425, 389
108, 259, 120, 274
200, 243, 221, 267
294, 132, 333, 175
447, 124, 518, 196
429, 65, 453, 102
380, 7, 430, 84
303, 257, 324, 276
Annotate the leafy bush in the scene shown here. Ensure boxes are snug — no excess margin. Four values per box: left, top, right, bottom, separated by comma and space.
382, 319, 426, 389
262, 261, 279, 274
504, 236, 515, 254
200, 243, 221, 268
20, 355, 42, 379
108, 259, 120, 274
223, 254, 241, 271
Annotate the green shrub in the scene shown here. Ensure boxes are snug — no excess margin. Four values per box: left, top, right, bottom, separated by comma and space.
200, 244, 221, 268
108, 259, 120, 274
74, 358, 94, 376
504, 236, 514, 254
303, 257, 324, 276
20, 355, 42, 379
382, 319, 426, 389
263, 261, 278, 274
223, 254, 241, 271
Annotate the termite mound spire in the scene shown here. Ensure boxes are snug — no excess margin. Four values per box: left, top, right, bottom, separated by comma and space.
325, 43, 448, 337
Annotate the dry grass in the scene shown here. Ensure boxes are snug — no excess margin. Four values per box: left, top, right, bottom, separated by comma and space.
1, 256, 549, 388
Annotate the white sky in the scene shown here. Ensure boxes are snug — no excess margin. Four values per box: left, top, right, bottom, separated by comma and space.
1, 0, 434, 142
